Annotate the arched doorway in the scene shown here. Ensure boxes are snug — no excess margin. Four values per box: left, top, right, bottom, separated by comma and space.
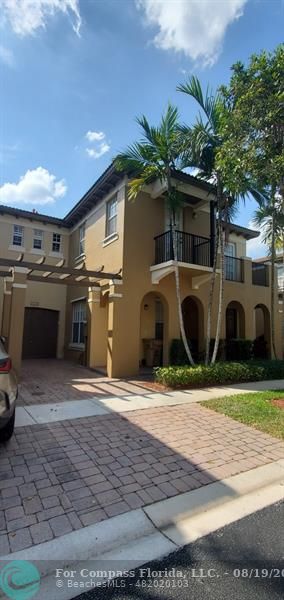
254, 303, 270, 358
182, 296, 204, 359
140, 292, 168, 367
226, 301, 245, 340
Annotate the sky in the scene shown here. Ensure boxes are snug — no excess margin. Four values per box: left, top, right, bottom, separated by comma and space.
0, 0, 283, 258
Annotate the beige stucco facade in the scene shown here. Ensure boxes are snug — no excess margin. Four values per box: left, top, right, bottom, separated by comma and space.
0, 167, 282, 378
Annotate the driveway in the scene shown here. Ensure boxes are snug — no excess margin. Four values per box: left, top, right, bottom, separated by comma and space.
1, 402, 284, 554
18, 359, 153, 406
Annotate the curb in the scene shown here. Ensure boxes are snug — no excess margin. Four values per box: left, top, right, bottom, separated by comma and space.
1, 461, 284, 599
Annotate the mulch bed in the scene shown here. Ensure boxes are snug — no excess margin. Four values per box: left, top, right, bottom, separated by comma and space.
271, 398, 284, 410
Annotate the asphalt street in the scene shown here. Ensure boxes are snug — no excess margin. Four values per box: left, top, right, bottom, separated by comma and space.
74, 500, 284, 600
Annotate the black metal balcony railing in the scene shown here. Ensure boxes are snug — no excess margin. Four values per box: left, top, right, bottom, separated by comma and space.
154, 230, 211, 267
225, 255, 244, 283
252, 262, 269, 286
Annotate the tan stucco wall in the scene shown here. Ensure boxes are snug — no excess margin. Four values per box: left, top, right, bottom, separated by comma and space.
102, 186, 282, 377
0, 214, 69, 359
0, 214, 69, 263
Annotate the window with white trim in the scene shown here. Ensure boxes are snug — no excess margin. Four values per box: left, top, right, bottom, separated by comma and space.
13, 225, 24, 247
79, 223, 86, 256
52, 233, 61, 253
72, 301, 86, 345
106, 196, 118, 237
33, 229, 43, 250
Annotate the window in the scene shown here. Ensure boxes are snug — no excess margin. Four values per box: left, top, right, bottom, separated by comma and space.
33, 229, 43, 250
225, 242, 236, 280
72, 301, 86, 345
52, 233, 61, 253
79, 223, 86, 256
13, 225, 24, 247
106, 196, 118, 237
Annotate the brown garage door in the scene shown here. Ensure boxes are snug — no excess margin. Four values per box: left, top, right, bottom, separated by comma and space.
22, 308, 59, 359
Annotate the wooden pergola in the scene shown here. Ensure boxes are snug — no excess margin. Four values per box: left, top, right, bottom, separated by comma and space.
0, 254, 122, 287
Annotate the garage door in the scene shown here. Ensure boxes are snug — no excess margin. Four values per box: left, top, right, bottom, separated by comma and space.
22, 308, 59, 359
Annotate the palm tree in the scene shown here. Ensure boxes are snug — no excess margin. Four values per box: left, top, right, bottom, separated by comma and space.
114, 104, 195, 366
177, 77, 234, 364
177, 76, 265, 364
253, 192, 284, 358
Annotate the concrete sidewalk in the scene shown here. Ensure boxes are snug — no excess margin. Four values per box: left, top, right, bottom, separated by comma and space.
16, 379, 284, 426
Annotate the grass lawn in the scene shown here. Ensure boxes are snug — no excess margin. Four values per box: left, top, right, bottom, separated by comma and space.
201, 390, 284, 440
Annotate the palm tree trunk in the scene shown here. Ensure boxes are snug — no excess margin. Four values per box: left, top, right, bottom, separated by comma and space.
211, 177, 225, 364
166, 173, 195, 367
205, 214, 219, 365
270, 190, 277, 359
171, 227, 195, 366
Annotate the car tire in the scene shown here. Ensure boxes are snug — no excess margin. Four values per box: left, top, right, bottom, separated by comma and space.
0, 410, 15, 442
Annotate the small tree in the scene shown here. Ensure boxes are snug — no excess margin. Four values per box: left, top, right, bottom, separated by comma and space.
115, 104, 195, 366
218, 45, 284, 358
253, 195, 284, 357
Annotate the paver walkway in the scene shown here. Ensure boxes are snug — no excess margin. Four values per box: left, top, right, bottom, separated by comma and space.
1, 403, 284, 555
18, 359, 153, 406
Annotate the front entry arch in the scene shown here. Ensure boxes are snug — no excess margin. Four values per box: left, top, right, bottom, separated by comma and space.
140, 292, 168, 367
254, 303, 271, 358
226, 301, 245, 339
182, 295, 204, 358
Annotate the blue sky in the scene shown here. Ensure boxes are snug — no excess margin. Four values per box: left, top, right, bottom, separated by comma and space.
0, 0, 283, 257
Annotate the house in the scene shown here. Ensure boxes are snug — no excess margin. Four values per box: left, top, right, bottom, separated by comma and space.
0, 164, 282, 378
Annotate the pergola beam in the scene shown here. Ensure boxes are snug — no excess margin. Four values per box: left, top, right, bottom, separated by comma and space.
27, 275, 98, 286
0, 257, 122, 280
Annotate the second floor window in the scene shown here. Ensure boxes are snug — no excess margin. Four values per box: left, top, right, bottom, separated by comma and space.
72, 301, 86, 345
106, 196, 117, 237
79, 223, 86, 255
13, 225, 24, 247
33, 229, 43, 250
52, 233, 61, 253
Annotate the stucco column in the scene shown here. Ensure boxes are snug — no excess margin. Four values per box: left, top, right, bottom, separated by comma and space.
8, 267, 28, 376
1, 277, 13, 339
87, 286, 108, 369
107, 281, 140, 378
242, 256, 252, 286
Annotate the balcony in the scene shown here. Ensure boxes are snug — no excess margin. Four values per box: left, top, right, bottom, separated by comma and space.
154, 230, 211, 267
225, 256, 244, 283
252, 262, 269, 286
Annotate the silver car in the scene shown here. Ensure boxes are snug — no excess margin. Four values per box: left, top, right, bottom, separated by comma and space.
0, 337, 18, 442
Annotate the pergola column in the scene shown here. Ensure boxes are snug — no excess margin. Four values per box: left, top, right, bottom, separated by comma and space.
106, 281, 139, 378
1, 277, 13, 339
8, 267, 28, 376
87, 286, 108, 369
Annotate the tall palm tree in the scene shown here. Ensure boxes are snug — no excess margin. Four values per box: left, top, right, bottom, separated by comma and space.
253, 192, 284, 358
114, 104, 195, 366
177, 76, 265, 364
177, 77, 234, 364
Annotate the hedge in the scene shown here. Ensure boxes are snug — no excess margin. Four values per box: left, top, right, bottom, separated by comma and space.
155, 360, 284, 389
170, 338, 255, 364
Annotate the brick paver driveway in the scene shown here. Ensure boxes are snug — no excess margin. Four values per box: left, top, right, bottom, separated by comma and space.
1, 403, 284, 554
18, 359, 152, 406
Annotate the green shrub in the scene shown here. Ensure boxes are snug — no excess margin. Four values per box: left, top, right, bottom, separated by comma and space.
226, 339, 253, 361
155, 360, 284, 389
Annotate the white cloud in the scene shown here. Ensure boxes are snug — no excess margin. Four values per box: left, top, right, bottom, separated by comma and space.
86, 131, 105, 142
85, 130, 110, 159
246, 220, 267, 259
0, 44, 15, 66
136, 0, 247, 66
0, 167, 67, 206
0, 0, 81, 37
